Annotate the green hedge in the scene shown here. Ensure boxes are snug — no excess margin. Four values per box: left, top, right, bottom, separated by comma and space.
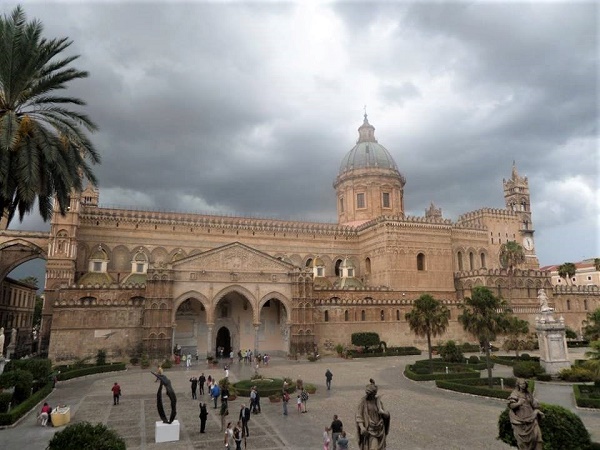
574, 385, 600, 409
404, 365, 480, 381
57, 363, 126, 381
413, 358, 492, 371
349, 346, 421, 358
233, 378, 291, 397
492, 355, 540, 367
0, 381, 53, 426
436, 377, 519, 400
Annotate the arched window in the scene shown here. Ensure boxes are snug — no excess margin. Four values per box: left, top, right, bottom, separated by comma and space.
335, 259, 342, 277
497, 284, 502, 297
417, 253, 425, 271
361, 310, 366, 321
344, 310, 349, 322
480, 253, 486, 268
469, 252, 474, 270
365, 257, 371, 275
324, 310, 329, 322
380, 310, 385, 321
457, 252, 463, 271
305, 258, 313, 268
567, 299, 571, 311
584, 299, 588, 310
396, 310, 400, 321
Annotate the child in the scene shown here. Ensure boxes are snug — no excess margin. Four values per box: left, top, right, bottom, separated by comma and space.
297, 394, 302, 414
323, 427, 331, 450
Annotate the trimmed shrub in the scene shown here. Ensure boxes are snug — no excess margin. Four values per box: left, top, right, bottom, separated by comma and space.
57, 363, 126, 381
233, 378, 288, 397
351, 332, 380, 351
498, 403, 591, 449
536, 374, 552, 382
520, 353, 531, 360
468, 355, 480, 363
96, 349, 107, 366
0, 392, 12, 413
404, 365, 480, 381
438, 340, 464, 363
0, 369, 33, 405
4, 358, 52, 383
47, 421, 126, 450
436, 377, 518, 400
559, 366, 595, 382
574, 384, 600, 409
513, 361, 544, 379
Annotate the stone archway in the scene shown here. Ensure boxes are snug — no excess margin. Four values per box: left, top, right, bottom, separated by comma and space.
215, 326, 231, 359
173, 298, 206, 357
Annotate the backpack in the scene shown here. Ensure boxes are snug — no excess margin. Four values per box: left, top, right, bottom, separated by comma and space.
283, 392, 290, 402
301, 391, 309, 402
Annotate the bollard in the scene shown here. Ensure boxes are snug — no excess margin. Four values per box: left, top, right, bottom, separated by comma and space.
445, 366, 449, 374
501, 378, 504, 390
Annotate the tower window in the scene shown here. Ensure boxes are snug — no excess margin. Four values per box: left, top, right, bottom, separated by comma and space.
382, 192, 390, 208
457, 252, 463, 271
339, 197, 344, 213
324, 310, 329, 322
380, 310, 385, 321
361, 310, 366, 321
356, 193, 365, 209
344, 310, 349, 321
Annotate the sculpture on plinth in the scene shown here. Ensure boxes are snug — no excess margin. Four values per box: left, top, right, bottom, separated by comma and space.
151, 372, 177, 424
538, 289, 553, 313
508, 378, 544, 450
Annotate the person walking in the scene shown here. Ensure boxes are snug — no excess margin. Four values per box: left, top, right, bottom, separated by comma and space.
199, 402, 208, 433
282, 389, 290, 416
297, 394, 302, 414
233, 421, 243, 450
327, 414, 343, 450
336, 431, 349, 450
111, 382, 121, 405
325, 369, 333, 390
323, 427, 331, 450
199, 372, 206, 395
211, 382, 221, 409
223, 422, 234, 448
189, 376, 198, 399
239, 403, 251, 437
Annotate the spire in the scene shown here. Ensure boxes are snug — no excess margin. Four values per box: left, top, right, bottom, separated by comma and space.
357, 111, 378, 143
512, 160, 518, 179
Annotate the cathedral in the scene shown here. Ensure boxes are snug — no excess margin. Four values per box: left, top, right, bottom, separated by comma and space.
40, 115, 597, 362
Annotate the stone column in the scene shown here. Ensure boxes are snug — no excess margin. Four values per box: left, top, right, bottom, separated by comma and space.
253, 324, 260, 355
536, 312, 570, 376
206, 324, 214, 359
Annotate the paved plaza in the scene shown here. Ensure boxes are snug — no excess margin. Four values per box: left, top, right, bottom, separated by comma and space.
1, 352, 599, 449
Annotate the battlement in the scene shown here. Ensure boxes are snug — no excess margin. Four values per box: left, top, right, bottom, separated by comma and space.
458, 207, 518, 223
553, 284, 600, 295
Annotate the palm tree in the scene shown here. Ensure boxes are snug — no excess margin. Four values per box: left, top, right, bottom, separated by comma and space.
499, 241, 525, 303
594, 258, 600, 272
405, 294, 450, 372
583, 308, 600, 342
458, 286, 510, 387
0, 6, 99, 227
557, 262, 577, 286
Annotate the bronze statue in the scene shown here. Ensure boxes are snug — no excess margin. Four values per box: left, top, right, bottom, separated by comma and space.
356, 383, 390, 450
151, 372, 177, 424
508, 378, 544, 450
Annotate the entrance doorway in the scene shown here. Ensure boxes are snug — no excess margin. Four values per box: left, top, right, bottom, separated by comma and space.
215, 327, 231, 359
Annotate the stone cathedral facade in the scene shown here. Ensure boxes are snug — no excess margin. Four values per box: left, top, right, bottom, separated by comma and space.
41, 116, 598, 363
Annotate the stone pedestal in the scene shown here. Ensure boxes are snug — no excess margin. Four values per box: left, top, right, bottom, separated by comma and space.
155, 420, 180, 443
536, 312, 570, 376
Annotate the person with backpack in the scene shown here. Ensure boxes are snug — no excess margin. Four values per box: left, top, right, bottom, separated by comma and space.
233, 421, 243, 450
301, 387, 309, 413
282, 389, 290, 415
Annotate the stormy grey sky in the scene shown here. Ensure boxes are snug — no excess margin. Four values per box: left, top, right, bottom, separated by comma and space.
5, 1, 599, 277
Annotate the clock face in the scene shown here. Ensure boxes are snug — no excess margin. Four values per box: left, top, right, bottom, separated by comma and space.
523, 237, 534, 251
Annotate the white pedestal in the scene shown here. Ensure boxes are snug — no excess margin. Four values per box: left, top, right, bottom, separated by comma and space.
155, 420, 180, 443
536, 312, 571, 376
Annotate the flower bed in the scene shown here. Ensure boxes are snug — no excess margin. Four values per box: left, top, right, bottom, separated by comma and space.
574, 384, 600, 409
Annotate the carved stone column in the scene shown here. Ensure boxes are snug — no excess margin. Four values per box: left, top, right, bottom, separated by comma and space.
206, 324, 214, 359
253, 324, 260, 355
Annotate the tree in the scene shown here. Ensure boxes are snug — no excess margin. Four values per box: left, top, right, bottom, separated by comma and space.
0, 6, 100, 227
17, 276, 38, 288
47, 422, 126, 450
583, 340, 600, 381
405, 294, 450, 372
557, 262, 577, 286
351, 332, 380, 352
499, 241, 525, 302
594, 258, 600, 272
582, 308, 600, 342
502, 316, 530, 357
458, 286, 510, 387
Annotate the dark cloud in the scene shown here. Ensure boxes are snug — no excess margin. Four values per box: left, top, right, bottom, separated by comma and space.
4, 1, 598, 268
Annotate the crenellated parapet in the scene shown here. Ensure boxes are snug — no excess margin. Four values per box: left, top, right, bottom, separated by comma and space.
313, 290, 461, 307
553, 285, 600, 295
80, 206, 359, 237
454, 268, 550, 278
458, 207, 518, 224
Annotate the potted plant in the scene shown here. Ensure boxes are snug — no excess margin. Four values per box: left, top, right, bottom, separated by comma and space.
269, 393, 281, 402
335, 344, 345, 357
305, 383, 317, 394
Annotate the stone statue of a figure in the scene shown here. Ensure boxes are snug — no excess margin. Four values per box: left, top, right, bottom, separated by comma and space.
508, 378, 544, 450
356, 383, 390, 450
537, 289, 553, 312
151, 372, 177, 424
9, 328, 16, 346
0, 327, 4, 357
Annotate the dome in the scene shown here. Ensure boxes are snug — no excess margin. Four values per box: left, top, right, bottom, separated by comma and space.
338, 114, 400, 176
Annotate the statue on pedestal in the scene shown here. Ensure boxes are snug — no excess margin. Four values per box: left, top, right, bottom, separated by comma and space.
537, 289, 553, 313
0, 327, 5, 357
508, 379, 544, 450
